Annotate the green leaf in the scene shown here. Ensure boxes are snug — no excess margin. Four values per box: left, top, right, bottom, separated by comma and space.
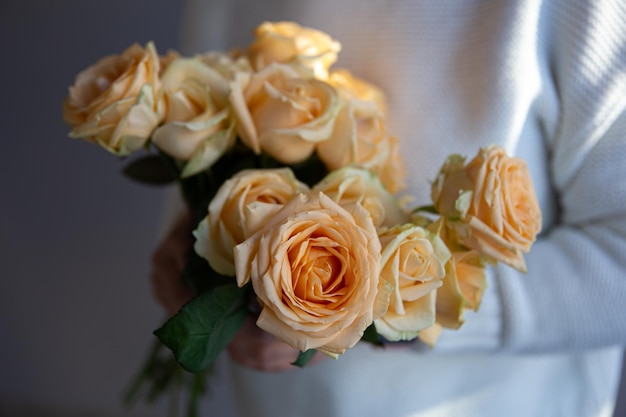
412, 205, 439, 215
181, 251, 233, 295
122, 155, 178, 185
291, 349, 317, 368
361, 323, 384, 346
154, 284, 249, 372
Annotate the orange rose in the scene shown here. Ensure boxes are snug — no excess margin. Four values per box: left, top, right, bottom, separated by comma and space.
317, 71, 406, 192
63, 42, 163, 155
229, 63, 342, 164
374, 224, 449, 341
328, 69, 387, 114
247, 21, 341, 79
312, 166, 408, 228
151, 58, 236, 176
418, 248, 487, 347
233, 193, 381, 357
194, 168, 309, 275
196, 51, 252, 80
432, 146, 542, 272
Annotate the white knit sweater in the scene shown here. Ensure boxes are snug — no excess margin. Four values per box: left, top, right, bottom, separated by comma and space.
180, 0, 626, 416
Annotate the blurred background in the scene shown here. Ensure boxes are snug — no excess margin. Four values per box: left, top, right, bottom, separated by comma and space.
0, 1, 624, 416
0, 1, 236, 416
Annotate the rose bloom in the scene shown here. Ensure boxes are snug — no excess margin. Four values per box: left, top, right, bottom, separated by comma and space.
374, 224, 450, 342
247, 21, 341, 79
365, 135, 407, 194
63, 42, 163, 155
312, 166, 408, 228
159, 50, 181, 74
151, 58, 236, 177
451, 249, 487, 312
432, 146, 542, 272
194, 168, 309, 276
233, 193, 382, 357
316, 74, 406, 192
196, 51, 252, 80
328, 69, 387, 114
418, 248, 487, 347
432, 248, 487, 331
229, 63, 342, 164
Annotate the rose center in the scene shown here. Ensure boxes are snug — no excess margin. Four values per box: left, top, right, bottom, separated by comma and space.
291, 240, 347, 304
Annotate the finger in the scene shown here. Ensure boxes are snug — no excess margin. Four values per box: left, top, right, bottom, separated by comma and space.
227, 315, 302, 372
229, 341, 299, 372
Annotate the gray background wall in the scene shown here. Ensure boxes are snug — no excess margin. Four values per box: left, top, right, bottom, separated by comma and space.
0, 1, 234, 416
0, 1, 624, 416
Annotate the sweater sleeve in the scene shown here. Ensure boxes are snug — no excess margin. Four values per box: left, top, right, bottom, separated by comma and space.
499, 0, 626, 352
500, 109, 626, 352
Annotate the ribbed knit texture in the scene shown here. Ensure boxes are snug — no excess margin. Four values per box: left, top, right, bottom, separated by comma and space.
179, 0, 626, 415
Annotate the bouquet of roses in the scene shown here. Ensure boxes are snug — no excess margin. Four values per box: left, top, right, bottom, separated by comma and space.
63, 21, 542, 415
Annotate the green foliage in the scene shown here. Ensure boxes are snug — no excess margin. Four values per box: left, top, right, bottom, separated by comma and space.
412, 205, 439, 215
154, 284, 249, 373
292, 349, 318, 368
181, 251, 233, 295
122, 155, 177, 185
361, 323, 384, 347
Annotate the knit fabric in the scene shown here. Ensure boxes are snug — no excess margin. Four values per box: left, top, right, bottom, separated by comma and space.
179, 0, 626, 415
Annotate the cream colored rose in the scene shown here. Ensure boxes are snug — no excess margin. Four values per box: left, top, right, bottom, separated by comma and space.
233, 193, 381, 356
366, 135, 407, 194
312, 166, 408, 227
316, 94, 406, 193
194, 168, 309, 276
433, 249, 487, 330
247, 21, 341, 79
405, 217, 488, 341
316, 97, 383, 168
159, 50, 181, 74
63, 42, 163, 155
432, 146, 542, 272
328, 69, 387, 114
151, 58, 236, 177
229, 63, 342, 164
418, 248, 487, 347
196, 51, 252, 80
374, 224, 450, 342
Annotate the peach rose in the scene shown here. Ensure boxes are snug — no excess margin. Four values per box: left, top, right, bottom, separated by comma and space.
229, 63, 342, 164
374, 224, 450, 341
63, 42, 163, 155
233, 193, 382, 357
312, 166, 408, 227
433, 249, 487, 330
151, 58, 236, 177
424, 218, 488, 329
316, 97, 384, 168
432, 146, 542, 272
159, 50, 181, 74
316, 81, 406, 192
194, 168, 309, 276
328, 69, 387, 114
366, 135, 407, 194
247, 21, 341, 79
451, 250, 487, 312
418, 248, 487, 347
196, 51, 252, 80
